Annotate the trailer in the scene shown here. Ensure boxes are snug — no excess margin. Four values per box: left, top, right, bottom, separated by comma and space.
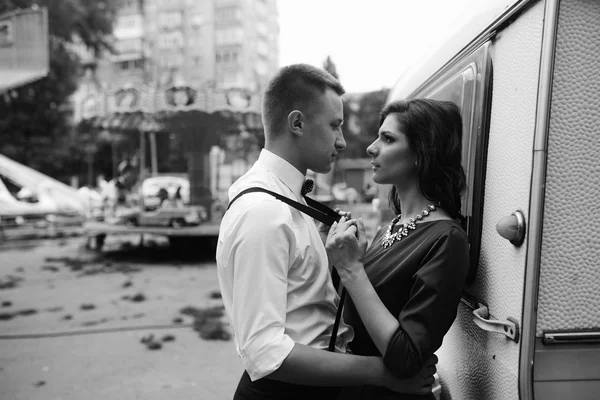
383, 0, 600, 398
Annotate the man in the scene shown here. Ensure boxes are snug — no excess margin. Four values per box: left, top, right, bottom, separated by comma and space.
216, 64, 434, 399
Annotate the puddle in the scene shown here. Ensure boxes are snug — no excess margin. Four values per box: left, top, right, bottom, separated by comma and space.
0, 275, 24, 290
0, 308, 38, 321
179, 305, 231, 341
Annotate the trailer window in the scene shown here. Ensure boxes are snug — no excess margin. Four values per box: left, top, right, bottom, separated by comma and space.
411, 42, 492, 283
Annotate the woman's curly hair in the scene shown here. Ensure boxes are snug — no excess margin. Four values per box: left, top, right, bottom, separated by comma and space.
379, 98, 467, 220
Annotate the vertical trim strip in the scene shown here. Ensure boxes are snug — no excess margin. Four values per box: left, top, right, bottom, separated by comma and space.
519, 0, 560, 399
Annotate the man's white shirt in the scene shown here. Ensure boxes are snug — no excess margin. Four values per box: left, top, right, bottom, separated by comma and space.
216, 149, 353, 381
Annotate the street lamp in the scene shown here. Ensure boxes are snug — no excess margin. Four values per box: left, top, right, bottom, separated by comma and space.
83, 143, 98, 188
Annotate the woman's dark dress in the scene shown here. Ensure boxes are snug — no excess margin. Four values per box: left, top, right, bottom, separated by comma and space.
342, 219, 469, 400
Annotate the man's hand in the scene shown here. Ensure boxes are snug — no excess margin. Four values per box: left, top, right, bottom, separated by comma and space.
382, 355, 438, 395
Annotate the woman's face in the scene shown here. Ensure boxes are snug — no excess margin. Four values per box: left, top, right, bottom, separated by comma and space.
366, 114, 418, 186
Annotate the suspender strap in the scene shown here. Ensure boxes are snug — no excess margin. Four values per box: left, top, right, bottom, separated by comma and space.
226, 186, 347, 353
227, 187, 342, 226
328, 287, 347, 352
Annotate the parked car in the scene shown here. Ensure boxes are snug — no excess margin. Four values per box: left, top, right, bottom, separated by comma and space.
122, 205, 207, 228
137, 175, 189, 211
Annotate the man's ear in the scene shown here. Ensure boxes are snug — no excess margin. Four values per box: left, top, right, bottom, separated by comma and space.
287, 110, 304, 136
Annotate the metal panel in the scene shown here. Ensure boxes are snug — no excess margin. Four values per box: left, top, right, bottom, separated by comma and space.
534, 339, 600, 381
532, 0, 600, 397
536, 0, 600, 337
533, 381, 600, 400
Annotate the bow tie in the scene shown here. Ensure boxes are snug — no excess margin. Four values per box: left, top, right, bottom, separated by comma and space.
301, 179, 314, 197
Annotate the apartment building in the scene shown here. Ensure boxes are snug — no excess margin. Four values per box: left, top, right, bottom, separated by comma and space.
72, 0, 279, 122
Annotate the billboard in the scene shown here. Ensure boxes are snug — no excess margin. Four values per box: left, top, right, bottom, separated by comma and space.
0, 7, 49, 92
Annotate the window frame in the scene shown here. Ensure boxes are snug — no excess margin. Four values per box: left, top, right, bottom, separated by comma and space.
389, 42, 493, 283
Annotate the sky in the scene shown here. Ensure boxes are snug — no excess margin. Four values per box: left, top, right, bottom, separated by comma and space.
277, 0, 514, 93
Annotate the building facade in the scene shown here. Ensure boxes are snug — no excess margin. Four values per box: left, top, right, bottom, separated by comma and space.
69, 0, 279, 200
72, 0, 279, 123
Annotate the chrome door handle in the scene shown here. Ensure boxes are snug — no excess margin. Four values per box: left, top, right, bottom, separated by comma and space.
472, 303, 520, 343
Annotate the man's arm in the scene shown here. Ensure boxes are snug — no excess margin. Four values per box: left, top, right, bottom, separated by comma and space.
224, 199, 433, 393
225, 198, 296, 381
269, 343, 385, 387
270, 344, 436, 394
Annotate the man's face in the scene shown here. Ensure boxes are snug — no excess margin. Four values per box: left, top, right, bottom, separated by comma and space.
301, 88, 346, 174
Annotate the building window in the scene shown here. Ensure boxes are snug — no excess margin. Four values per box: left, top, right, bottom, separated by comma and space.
158, 31, 184, 49
215, 46, 241, 65
117, 60, 130, 70
116, 58, 144, 71
115, 38, 143, 55
159, 11, 183, 30
215, 27, 243, 45
114, 14, 143, 39
215, 6, 241, 26
120, 0, 136, 12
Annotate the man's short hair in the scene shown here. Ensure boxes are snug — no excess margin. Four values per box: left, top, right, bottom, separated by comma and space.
261, 64, 345, 135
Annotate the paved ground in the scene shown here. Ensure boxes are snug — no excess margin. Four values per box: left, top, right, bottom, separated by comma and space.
0, 202, 382, 400
0, 235, 243, 400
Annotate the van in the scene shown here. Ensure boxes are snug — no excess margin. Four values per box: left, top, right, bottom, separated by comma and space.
383, 0, 600, 398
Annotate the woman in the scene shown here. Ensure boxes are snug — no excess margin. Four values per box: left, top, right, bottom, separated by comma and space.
326, 99, 470, 399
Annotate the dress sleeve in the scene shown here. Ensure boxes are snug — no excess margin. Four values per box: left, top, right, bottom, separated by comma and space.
383, 226, 470, 378
227, 199, 297, 381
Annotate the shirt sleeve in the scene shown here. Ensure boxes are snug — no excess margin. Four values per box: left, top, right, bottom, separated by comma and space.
228, 198, 297, 381
383, 226, 470, 378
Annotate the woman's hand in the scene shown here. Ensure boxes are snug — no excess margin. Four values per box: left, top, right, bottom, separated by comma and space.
382, 355, 438, 395
325, 216, 368, 282
317, 208, 351, 245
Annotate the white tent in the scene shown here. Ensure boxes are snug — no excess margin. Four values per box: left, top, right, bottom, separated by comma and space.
0, 153, 85, 215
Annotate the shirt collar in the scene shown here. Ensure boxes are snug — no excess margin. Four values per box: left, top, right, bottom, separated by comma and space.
255, 149, 305, 199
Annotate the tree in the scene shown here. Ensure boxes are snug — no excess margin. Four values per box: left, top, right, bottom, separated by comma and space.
323, 55, 339, 80
321, 56, 387, 159
356, 89, 389, 138
0, 0, 117, 183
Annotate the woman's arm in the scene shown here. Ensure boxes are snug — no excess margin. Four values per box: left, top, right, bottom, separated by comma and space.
326, 218, 401, 356
382, 228, 469, 377
326, 219, 469, 378
340, 263, 401, 357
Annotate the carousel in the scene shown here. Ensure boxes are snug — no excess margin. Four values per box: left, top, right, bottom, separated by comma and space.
77, 80, 264, 250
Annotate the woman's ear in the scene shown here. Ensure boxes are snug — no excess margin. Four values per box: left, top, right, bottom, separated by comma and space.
287, 110, 304, 136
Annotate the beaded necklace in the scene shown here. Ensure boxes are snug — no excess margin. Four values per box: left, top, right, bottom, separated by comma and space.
381, 203, 438, 248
